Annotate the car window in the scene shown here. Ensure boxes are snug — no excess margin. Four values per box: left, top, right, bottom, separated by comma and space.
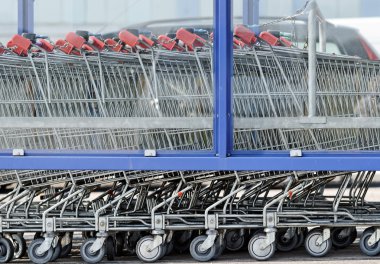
293, 42, 342, 55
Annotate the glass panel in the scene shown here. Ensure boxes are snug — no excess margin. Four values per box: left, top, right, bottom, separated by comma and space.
0, 0, 214, 152
233, 0, 380, 151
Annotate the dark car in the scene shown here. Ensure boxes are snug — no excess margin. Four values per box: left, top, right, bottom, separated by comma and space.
104, 16, 378, 60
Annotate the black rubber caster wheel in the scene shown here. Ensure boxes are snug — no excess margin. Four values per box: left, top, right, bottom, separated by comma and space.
359, 227, 380, 256
304, 228, 332, 257
331, 227, 354, 249
248, 234, 275, 261
0, 238, 14, 263
106, 236, 115, 261
115, 233, 124, 257
11, 234, 26, 259
60, 242, 72, 258
50, 241, 62, 262
225, 230, 245, 252
80, 238, 105, 264
136, 236, 163, 263
189, 235, 216, 262
276, 228, 298, 252
28, 238, 53, 264
294, 228, 306, 249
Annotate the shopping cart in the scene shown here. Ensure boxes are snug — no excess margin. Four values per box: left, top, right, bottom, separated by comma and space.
0, 2, 380, 264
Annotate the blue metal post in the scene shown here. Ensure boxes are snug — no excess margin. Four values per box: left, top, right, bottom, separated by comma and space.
18, 0, 34, 34
214, 0, 233, 158
243, 0, 259, 25
243, 0, 260, 34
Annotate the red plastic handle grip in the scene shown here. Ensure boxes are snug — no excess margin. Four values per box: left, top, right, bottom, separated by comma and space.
55, 39, 77, 55
82, 44, 94, 51
119, 30, 139, 48
234, 25, 257, 45
279, 36, 293, 47
89, 36, 105, 50
176, 28, 206, 49
259, 32, 281, 46
233, 38, 246, 49
65, 32, 86, 49
157, 35, 176, 50
39, 39, 54, 52
7, 35, 31, 56
104, 39, 124, 52
139, 35, 155, 49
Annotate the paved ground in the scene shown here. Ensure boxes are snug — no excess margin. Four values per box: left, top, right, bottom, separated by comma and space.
11, 236, 379, 264
14, 246, 380, 264
10, 186, 380, 263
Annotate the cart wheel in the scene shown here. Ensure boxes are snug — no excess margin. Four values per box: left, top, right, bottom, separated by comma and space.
304, 228, 331, 257
166, 241, 174, 256
294, 229, 306, 249
331, 227, 353, 249
189, 235, 216, 262
276, 228, 298, 252
106, 236, 115, 261
136, 236, 163, 263
60, 242, 72, 258
0, 238, 14, 263
115, 233, 124, 257
50, 241, 62, 262
173, 231, 192, 253
349, 228, 357, 244
359, 227, 380, 256
28, 238, 53, 264
159, 243, 167, 260
80, 238, 105, 264
225, 230, 245, 252
212, 239, 225, 260
248, 234, 275, 261
12, 234, 26, 259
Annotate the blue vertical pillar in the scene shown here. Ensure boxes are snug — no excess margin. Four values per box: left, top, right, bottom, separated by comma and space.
214, 0, 233, 158
243, 0, 259, 25
18, 0, 34, 34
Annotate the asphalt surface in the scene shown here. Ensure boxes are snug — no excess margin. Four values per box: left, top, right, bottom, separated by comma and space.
10, 237, 380, 264
10, 186, 380, 263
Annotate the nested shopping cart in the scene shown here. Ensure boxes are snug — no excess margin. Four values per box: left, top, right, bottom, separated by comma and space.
1, 0, 380, 263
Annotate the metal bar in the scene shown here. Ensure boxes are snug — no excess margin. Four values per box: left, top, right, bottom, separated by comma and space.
0, 117, 213, 129
214, 0, 233, 158
2, 117, 380, 129
308, 0, 317, 117
234, 117, 380, 129
319, 20, 327, 52
3, 150, 380, 171
18, 0, 34, 34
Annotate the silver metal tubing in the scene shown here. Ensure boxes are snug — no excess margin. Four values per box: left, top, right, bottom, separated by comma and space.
308, 1, 317, 117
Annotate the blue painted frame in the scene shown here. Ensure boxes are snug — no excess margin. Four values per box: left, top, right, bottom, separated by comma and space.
214, 0, 233, 158
7, 0, 380, 172
18, 0, 34, 34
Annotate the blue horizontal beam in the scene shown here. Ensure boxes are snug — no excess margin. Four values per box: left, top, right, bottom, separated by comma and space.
1, 150, 380, 171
